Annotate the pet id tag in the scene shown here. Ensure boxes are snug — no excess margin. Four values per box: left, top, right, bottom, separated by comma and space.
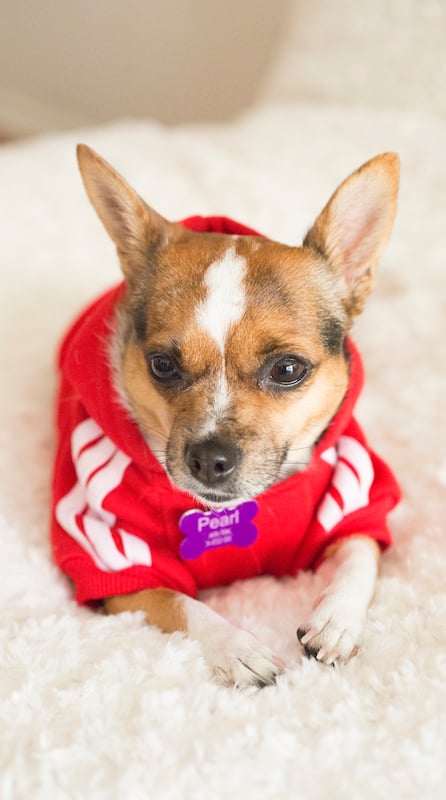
179, 500, 259, 560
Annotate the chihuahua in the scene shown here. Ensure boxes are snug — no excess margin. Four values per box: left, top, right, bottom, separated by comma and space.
51, 146, 400, 687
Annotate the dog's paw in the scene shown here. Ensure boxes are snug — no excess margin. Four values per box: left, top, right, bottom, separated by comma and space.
201, 625, 285, 688
297, 592, 364, 665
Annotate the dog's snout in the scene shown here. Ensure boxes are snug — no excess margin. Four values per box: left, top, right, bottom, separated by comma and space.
185, 438, 240, 487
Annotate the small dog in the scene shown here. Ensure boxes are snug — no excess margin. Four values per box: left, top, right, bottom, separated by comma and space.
51, 145, 400, 687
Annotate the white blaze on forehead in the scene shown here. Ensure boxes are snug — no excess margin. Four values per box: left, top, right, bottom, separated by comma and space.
193, 244, 246, 434
195, 245, 247, 352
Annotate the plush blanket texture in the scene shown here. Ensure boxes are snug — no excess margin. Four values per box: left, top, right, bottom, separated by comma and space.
1, 102, 445, 799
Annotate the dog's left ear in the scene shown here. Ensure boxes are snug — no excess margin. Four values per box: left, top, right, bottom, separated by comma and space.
304, 153, 400, 316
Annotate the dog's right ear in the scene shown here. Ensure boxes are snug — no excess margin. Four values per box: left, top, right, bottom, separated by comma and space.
76, 144, 177, 281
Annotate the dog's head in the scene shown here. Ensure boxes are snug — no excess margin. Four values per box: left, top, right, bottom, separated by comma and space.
77, 145, 399, 506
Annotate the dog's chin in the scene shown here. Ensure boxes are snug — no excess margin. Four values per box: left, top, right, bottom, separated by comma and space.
190, 491, 251, 511
175, 481, 253, 510
167, 471, 272, 510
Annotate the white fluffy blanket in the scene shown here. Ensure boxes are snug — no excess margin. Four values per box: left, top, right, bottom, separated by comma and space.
1, 103, 445, 799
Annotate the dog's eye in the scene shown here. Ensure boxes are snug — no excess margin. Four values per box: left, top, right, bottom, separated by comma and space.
148, 354, 184, 388
261, 355, 311, 390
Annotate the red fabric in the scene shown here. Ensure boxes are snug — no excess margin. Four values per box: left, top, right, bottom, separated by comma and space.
51, 215, 401, 604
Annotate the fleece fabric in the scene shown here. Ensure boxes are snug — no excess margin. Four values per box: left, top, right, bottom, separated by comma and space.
51, 215, 400, 605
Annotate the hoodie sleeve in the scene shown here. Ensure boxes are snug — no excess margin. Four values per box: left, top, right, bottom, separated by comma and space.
295, 416, 401, 571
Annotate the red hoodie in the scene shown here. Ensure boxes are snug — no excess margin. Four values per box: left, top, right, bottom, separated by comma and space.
51, 215, 401, 604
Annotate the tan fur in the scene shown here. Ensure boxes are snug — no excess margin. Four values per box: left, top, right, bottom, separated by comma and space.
76, 145, 400, 680
104, 588, 188, 634
122, 343, 175, 446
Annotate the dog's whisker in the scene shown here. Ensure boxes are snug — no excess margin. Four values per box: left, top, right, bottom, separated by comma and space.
142, 425, 169, 442
285, 445, 316, 454
280, 462, 310, 468
286, 448, 313, 453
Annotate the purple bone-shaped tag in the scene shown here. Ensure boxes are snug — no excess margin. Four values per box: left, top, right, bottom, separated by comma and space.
179, 500, 259, 560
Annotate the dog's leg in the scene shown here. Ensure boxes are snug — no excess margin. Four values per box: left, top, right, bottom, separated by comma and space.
297, 536, 380, 665
105, 589, 284, 687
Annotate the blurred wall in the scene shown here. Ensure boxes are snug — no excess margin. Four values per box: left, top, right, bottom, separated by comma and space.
261, 0, 446, 119
0, 0, 291, 136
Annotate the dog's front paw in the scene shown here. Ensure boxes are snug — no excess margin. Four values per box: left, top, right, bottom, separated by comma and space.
297, 593, 364, 665
201, 624, 285, 688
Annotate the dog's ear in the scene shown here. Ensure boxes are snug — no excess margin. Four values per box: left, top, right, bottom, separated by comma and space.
304, 153, 400, 317
76, 144, 178, 281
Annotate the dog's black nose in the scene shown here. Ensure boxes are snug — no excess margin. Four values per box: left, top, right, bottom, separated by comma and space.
185, 438, 240, 487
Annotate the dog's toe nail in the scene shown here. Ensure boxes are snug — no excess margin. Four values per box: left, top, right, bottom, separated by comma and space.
298, 627, 317, 646
302, 642, 320, 660
296, 628, 307, 643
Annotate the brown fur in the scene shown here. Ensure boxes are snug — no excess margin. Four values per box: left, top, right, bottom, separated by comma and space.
104, 588, 187, 633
